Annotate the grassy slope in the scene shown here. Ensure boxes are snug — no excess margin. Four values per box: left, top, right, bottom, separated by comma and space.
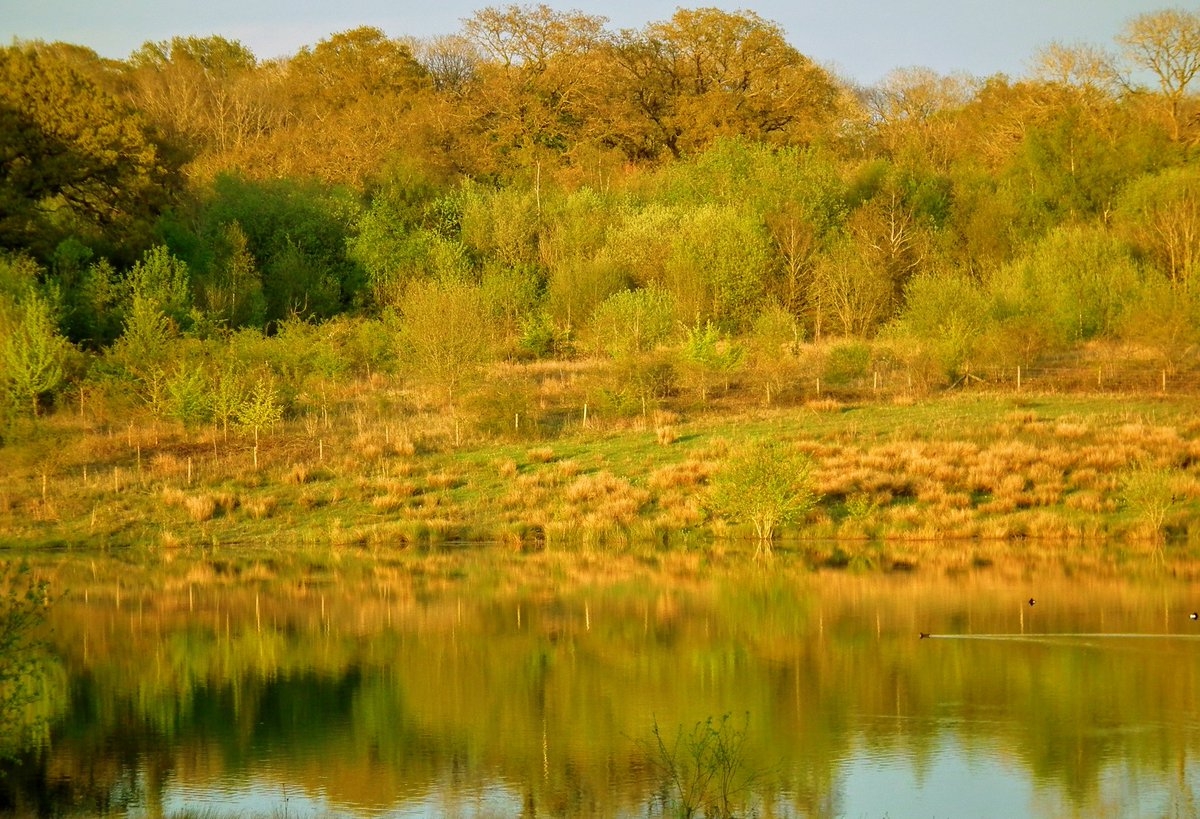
1, 386, 1199, 561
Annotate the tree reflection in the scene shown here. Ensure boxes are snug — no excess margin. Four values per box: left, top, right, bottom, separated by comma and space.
0, 550, 1198, 817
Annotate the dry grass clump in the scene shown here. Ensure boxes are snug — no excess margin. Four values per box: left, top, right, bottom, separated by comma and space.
805, 398, 843, 413
161, 490, 239, 522
426, 471, 462, 491
150, 452, 187, 478
653, 410, 679, 446
647, 460, 711, 491
561, 472, 650, 526
390, 432, 417, 457
1065, 490, 1110, 513
495, 458, 518, 479
527, 446, 555, 463
371, 479, 420, 513
1053, 418, 1091, 440
283, 463, 313, 485
243, 495, 278, 519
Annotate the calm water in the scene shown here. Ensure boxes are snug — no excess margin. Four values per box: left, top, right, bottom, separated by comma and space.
2, 546, 1200, 818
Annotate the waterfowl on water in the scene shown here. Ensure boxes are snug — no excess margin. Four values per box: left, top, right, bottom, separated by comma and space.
919, 632, 931, 639
1028, 598, 1036, 606
1191, 612, 1198, 620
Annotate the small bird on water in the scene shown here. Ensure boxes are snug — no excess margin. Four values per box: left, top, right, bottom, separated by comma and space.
919, 632, 931, 639
1028, 598, 1036, 606
1190, 612, 1198, 621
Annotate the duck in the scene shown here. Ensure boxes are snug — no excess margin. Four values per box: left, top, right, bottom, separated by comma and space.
1028, 598, 1036, 606
1190, 612, 1198, 621
919, 632, 931, 639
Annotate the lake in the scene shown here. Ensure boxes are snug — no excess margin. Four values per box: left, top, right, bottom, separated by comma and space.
1, 545, 1199, 817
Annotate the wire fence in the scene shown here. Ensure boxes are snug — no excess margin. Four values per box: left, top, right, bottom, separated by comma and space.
812, 361, 1200, 400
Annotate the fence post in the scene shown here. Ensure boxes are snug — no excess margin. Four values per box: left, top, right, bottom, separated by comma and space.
1162, 370, 1167, 393
1017, 366, 1021, 392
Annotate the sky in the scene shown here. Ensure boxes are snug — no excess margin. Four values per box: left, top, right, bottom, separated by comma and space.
0, 0, 1174, 86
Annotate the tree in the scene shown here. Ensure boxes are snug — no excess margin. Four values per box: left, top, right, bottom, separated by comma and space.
892, 270, 990, 380
707, 441, 819, 545
609, 9, 840, 159
127, 244, 192, 326
0, 45, 166, 256
199, 221, 266, 328
1115, 166, 1200, 289
398, 277, 495, 408
1117, 8, 1200, 142
585, 286, 676, 358
461, 5, 610, 170
0, 291, 70, 416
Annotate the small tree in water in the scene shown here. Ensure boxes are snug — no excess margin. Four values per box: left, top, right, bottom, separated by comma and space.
707, 440, 819, 546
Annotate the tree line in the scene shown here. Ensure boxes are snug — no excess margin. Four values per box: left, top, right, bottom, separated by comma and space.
2, 5, 1200, 429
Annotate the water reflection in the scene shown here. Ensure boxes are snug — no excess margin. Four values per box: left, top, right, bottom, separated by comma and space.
1, 547, 1199, 817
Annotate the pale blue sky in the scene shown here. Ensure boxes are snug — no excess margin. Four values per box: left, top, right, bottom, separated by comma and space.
0, 1, 1174, 85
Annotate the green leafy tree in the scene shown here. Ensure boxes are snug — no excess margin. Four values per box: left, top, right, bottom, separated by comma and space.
0, 45, 166, 257
398, 277, 496, 408
893, 270, 990, 380
1115, 166, 1200, 290
126, 244, 193, 326
235, 377, 283, 450
199, 221, 266, 328
678, 321, 744, 402
585, 286, 676, 358
0, 290, 70, 416
707, 441, 819, 544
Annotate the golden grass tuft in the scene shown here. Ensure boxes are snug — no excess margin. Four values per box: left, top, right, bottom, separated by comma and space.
427, 471, 462, 491
527, 446, 555, 463
283, 463, 312, 485
243, 495, 277, 519
805, 398, 843, 413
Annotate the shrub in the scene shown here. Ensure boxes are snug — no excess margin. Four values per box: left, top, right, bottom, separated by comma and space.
707, 441, 820, 543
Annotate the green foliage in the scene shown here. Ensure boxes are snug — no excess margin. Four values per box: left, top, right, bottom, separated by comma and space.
201, 175, 362, 322
746, 304, 803, 403
666, 206, 772, 329
1117, 276, 1200, 371
894, 270, 990, 379
127, 244, 192, 326
1114, 166, 1200, 288
235, 377, 283, 444
347, 200, 472, 309
644, 712, 761, 819
165, 363, 211, 427
586, 287, 676, 358
108, 294, 176, 384
707, 441, 819, 542
0, 564, 56, 759
0, 290, 71, 416
197, 221, 266, 328
398, 277, 495, 407
988, 225, 1140, 351
0, 45, 166, 258
822, 341, 871, 387
1121, 465, 1180, 537
678, 321, 745, 402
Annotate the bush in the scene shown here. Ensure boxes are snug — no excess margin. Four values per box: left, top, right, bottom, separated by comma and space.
707, 441, 819, 543
822, 341, 871, 387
